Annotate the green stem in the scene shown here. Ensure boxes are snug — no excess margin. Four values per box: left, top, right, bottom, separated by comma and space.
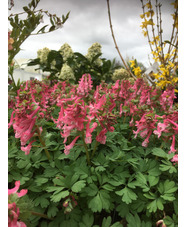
123, 113, 127, 124
31, 211, 53, 220
81, 131, 91, 165
91, 141, 99, 158
36, 126, 51, 160
128, 124, 135, 141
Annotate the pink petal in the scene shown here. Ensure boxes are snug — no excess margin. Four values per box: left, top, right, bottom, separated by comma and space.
8, 181, 20, 195
17, 189, 28, 197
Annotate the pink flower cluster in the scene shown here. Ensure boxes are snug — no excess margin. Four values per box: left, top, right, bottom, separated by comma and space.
9, 75, 178, 162
8, 80, 55, 154
8, 181, 27, 227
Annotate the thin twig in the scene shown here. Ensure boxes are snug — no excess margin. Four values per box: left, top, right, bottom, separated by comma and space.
158, 3, 165, 65
106, 0, 136, 80
167, 6, 178, 57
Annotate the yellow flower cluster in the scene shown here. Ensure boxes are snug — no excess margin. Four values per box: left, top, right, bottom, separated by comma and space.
140, 19, 155, 29
111, 68, 130, 82
129, 60, 142, 78
86, 42, 102, 67
37, 47, 50, 64
59, 43, 74, 62
153, 61, 178, 90
140, 0, 178, 90
58, 63, 75, 81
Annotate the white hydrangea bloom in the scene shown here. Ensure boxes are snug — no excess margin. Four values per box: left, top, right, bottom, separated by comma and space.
37, 47, 50, 64
86, 42, 102, 67
112, 68, 130, 81
58, 63, 75, 80
59, 43, 74, 62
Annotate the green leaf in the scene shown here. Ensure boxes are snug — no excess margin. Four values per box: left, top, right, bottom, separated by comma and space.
147, 200, 158, 213
159, 161, 177, 174
49, 25, 56, 32
46, 186, 64, 193
102, 184, 115, 191
88, 193, 102, 212
99, 190, 110, 210
164, 216, 175, 227
51, 190, 69, 203
126, 213, 141, 227
47, 205, 59, 218
111, 222, 123, 227
101, 216, 111, 227
83, 183, 98, 197
161, 194, 176, 201
17, 159, 30, 169
116, 187, 137, 204
152, 148, 169, 158
148, 175, 159, 187
71, 180, 86, 193
34, 196, 50, 208
79, 213, 94, 227
116, 203, 129, 218
35, 177, 48, 186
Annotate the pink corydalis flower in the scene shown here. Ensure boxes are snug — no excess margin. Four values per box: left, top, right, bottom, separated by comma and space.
171, 154, 178, 164
21, 140, 36, 155
77, 74, 93, 97
8, 181, 28, 198
168, 135, 177, 154
85, 122, 98, 144
153, 122, 168, 138
96, 128, 107, 144
64, 136, 80, 155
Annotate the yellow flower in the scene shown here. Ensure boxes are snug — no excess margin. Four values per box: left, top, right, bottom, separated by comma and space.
140, 19, 154, 29
129, 60, 136, 68
133, 67, 142, 77
146, 2, 152, 9
142, 30, 148, 37
140, 14, 145, 19
171, 0, 178, 9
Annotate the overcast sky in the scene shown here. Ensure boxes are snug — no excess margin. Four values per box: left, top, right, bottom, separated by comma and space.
9, 0, 174, 67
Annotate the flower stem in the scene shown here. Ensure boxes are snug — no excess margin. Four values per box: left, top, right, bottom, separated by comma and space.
36, 126, 51, 160
123, 113, 127, 124
31, 211, 53, 220
91, 141, 99, 158
81, 132, 91, 165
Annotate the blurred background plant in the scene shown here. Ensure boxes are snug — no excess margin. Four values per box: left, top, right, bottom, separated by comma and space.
8, 0, 70, 92
28, 42, 122, 87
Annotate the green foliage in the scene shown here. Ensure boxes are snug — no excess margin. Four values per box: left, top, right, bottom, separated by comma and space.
8, 111, 178, 226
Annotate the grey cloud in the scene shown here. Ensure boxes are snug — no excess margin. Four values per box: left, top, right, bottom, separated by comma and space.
11, 0, 175, 67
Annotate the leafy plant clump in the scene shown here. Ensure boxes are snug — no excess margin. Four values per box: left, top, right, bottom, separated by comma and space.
8, 73, 178, 226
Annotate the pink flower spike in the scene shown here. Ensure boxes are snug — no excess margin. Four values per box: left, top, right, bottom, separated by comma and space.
17, 221, 27, 227
8, 111, 15, 128
168, 135, 177, 154
64, 136, 80, 155
21, 140, 36, 155
8, 181, 20, 195
171, 154, 178, 163
17, 189, 28, 198
27, 106, 40, 119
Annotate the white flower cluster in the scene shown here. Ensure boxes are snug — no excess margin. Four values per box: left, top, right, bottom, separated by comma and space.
58, 63, 75, 81
37, 47, 50, 64
112, 68, 131, 82
59, 43, 74, 62
86, 42, 102, 67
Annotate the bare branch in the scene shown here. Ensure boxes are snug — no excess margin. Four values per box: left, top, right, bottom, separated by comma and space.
106, 0, 136, 80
